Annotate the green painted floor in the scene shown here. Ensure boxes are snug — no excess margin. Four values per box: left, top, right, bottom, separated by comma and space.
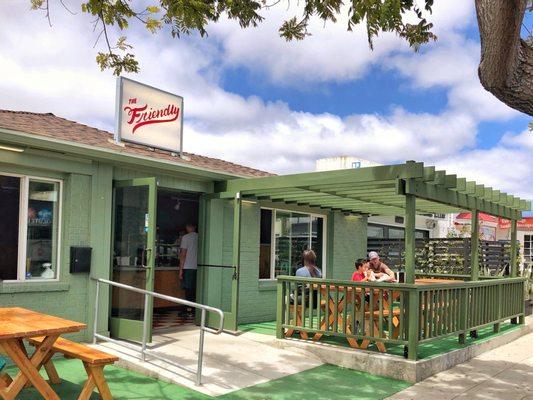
4, 359, 411, 400
220, 364, 411, 400
6, 322, 520, 399
239, 321, 521, 359
4, 358, 206, 400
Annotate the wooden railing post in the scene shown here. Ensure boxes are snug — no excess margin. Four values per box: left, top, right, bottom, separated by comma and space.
404, 192, 416, 284
458, 287, 469, 344
470, 210, 479, 281
510, 219, 518, 278
276, 279, 284, 339
494, 283, 502, 333
407, 289, 419, 360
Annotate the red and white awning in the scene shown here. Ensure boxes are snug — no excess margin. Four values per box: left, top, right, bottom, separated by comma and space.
455, 213, 533, 230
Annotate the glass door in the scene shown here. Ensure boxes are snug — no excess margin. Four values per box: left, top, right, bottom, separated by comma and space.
110, 178, 157, 342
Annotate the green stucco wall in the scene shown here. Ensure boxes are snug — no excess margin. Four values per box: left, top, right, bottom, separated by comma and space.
201, 200, 368, 324
328, 213, 368, 279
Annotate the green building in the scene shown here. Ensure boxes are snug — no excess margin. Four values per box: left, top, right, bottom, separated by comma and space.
0, 110, 367, 343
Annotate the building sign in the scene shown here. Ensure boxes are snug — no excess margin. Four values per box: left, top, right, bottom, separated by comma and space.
114, 77, 183, 152
498, 217, 533, 230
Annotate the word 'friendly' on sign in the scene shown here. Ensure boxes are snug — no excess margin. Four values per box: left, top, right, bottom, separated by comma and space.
114, 77, 183, 153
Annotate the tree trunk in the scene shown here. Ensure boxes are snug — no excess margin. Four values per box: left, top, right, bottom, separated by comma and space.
475, 0, 533, 116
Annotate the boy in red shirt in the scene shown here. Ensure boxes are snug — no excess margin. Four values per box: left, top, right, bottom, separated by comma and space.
352, 258, 371, 282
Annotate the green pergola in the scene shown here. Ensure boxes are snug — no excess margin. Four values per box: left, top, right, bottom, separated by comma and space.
215, 161, 530, 283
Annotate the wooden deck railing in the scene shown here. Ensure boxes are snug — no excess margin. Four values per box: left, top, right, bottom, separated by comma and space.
276, 276, 526, 360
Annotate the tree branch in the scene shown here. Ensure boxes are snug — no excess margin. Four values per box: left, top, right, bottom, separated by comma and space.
476, 0, 533, 116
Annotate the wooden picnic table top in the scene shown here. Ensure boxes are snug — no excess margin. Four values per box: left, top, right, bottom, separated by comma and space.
311, 278, 461, 291
0, 307, 86, 340
414, 278, 462, 284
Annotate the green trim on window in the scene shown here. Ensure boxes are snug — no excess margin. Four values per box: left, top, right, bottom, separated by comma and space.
258, 280, 277, 291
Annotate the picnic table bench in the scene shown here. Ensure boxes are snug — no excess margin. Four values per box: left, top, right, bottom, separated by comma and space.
0, 307, 117, 400
29, 336, 118, 400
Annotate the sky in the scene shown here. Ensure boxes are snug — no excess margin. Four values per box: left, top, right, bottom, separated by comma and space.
0, 1, 532, 207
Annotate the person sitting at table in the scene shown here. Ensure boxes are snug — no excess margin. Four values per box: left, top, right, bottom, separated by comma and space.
295, 249, 322, 278
351, 258, 371, 282
368, 251, 396, 282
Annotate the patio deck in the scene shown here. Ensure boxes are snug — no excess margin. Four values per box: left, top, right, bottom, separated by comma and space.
240, 320, 523, 359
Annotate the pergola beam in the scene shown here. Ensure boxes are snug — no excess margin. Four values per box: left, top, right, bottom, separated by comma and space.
214, 161, 528, 219
217, 162, 424, 193
403, 180, 520, 219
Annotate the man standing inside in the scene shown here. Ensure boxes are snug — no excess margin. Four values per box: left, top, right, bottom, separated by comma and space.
368, 251, 396, 282
179, 223, 198, 317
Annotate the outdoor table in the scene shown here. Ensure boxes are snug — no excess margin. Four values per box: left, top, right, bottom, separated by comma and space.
310, 279, 460, 352
0, 307, 86, 400
311, 284, 364, 349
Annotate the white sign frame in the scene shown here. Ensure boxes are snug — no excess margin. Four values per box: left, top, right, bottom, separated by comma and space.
114, 77, 184, 154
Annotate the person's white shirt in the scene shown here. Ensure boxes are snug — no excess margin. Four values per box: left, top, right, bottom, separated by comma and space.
180, 232, 198, 270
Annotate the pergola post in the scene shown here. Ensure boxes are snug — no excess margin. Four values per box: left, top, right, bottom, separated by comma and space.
510, 218, 518, 277
509, 218, 523, 324
404, 193, 416, 284
404, 192, 419, 360
470, 210, 479, 281
229, 192, 242, 331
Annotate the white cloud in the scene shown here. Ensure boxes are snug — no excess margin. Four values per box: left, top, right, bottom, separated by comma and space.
436, 131, 533, 199
388, 36, 519, 121
185, 107, 478, 173
501, 129, 533, 150
209, 0, 476, 85
211, 10, 401, 85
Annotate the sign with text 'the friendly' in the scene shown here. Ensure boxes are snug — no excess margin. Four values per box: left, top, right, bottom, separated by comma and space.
114, 77, 183, 153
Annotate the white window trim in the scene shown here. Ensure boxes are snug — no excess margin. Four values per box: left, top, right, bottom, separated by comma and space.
259, 207, 327, 281
1, 172, 62, 283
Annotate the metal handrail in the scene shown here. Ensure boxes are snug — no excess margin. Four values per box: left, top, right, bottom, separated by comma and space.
90, 276, 224, 385
197, 263, 236, 270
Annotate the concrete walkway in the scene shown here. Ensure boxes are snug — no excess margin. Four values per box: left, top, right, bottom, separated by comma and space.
95, 326, 322, 397
387, 332, 533, 400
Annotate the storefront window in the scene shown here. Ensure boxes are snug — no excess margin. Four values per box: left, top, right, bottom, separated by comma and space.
524, 235, 532, 267
25, 180, 60, 280
0, 175, 21, 280
389, 227, 405, 239
0, 173, 61, 281
274, 211, 291, 277
367, 225, 385, 238
259, 208, 325, 279
368, 223, 430, 239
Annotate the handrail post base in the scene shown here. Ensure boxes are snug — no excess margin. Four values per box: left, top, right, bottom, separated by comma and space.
458, 332, 466, 345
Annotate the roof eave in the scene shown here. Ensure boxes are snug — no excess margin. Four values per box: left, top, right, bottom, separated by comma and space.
0, 127, 256, 181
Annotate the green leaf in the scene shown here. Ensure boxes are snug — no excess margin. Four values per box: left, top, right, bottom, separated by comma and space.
146, 5, 160, 13
32, 0, 438, 74
279, 17, 310, 41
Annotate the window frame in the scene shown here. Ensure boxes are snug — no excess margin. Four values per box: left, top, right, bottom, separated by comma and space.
1, 171, 63, 283
367, 223, 430, 239
259, 207, 327, 281
524, 234, 533, 265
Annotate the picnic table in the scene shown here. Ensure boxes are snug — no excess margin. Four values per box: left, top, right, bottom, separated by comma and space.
286, 278, 460, 352
0, 307, 86, 400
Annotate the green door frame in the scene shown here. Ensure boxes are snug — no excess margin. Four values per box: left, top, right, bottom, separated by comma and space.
199, 194, 241, 331
224, 193, 241, 331
109, 177, 157, 343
